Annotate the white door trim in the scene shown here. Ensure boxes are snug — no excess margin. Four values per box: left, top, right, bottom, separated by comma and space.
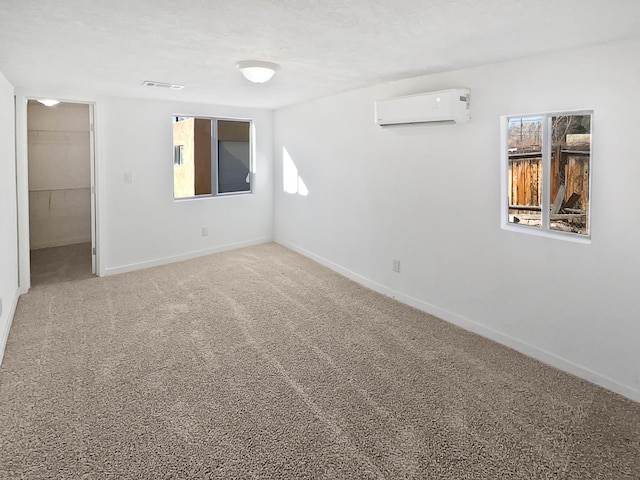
15, 94, 99, 292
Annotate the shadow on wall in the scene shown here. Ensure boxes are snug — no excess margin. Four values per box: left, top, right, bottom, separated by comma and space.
283, 147, 309, 196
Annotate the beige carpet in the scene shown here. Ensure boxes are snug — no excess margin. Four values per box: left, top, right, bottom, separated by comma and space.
1, 243, 638, 479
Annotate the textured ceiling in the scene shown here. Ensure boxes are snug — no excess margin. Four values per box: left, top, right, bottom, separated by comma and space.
1, 0, 639, 109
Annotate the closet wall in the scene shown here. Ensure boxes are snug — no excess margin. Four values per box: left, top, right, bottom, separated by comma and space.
28, 101, 91, 249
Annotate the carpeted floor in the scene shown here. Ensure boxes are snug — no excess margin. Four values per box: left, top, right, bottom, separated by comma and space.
1, 243, 638, 479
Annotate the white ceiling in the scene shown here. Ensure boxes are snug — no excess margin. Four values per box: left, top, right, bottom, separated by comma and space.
1, 0, 639, 109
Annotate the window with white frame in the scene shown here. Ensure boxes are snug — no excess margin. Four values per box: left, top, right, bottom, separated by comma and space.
172, 116, 252, 199
501, 111, 592, 238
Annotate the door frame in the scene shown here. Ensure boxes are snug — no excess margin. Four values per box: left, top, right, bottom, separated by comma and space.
15, 94, 99, 292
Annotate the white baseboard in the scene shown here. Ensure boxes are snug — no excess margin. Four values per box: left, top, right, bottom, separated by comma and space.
102, 237, 273, 276
277, 239, 640, 404
0, 289, 20, 367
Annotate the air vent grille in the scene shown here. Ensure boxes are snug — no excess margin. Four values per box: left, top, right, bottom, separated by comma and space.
141, 80, 184, 90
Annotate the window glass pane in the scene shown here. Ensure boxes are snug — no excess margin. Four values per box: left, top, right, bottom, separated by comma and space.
173, 117, 212, 198
507, 116, 543, 228
549, 114, 590, 235
217, 120, 251, 194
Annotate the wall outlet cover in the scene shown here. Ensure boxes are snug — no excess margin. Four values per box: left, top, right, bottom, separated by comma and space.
392, 259, 400, 273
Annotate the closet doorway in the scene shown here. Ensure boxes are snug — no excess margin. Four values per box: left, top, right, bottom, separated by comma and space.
27, 100, 96, 287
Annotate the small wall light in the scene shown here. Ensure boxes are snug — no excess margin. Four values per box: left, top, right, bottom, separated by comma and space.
237, 61, 279, 84
37, 99, 60, 107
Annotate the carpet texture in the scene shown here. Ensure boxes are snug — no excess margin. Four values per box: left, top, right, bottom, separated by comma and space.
1, 243, 638, 479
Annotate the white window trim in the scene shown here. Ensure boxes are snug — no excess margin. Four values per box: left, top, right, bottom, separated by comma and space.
500, 109, 593, 244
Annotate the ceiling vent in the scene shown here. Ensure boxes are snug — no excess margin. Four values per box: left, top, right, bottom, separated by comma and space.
141, 80, 184, 90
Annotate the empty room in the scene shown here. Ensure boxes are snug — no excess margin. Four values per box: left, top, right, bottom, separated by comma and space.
1, 1, 639, 478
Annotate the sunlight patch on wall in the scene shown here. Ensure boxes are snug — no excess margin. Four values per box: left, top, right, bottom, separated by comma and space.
283, 147, 308, 196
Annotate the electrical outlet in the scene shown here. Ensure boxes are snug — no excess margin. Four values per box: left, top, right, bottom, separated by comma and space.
201, 226, 208, 237
0, 297, 2, 316
123, 172, 133, 184
392, 259, 400, 273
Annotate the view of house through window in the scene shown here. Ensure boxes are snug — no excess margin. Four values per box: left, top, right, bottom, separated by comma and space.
505, 111, 591, 237
173, 116, 251, 198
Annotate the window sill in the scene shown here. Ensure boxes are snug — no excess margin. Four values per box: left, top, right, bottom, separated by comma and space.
173, 191, 253, 202
501, 222, 591, 244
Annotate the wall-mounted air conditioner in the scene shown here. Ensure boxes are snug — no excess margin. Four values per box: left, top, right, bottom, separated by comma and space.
374, 88, 470, 126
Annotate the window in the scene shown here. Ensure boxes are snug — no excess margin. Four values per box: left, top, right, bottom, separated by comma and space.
173, 116, 252, 198
501, 110, 592, 239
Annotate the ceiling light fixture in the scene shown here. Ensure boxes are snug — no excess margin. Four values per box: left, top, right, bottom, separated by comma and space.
37, 99, 60, 107
237, 61, 279, 84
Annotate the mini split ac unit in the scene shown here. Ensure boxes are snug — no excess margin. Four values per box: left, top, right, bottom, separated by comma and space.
374, 88, 470, 126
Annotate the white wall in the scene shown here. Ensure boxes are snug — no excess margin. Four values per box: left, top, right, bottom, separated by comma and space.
99, 97, 273, 274
28, 101, 91, 249
274, 38, 640, 402
15, 92, 273, 289
0, 71, 19, 363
